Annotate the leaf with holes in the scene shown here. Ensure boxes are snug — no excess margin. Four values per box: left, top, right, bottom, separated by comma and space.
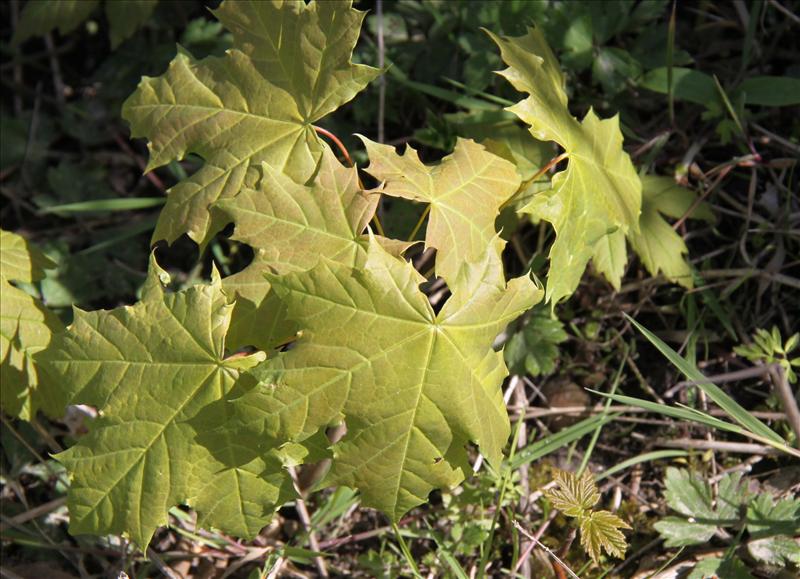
123, 0, 379, 247
488, 27, 641, 304
222, 238, 541, 521
1, 229, 63, 419
215, 144, 384, 351
39, 257, 291, 548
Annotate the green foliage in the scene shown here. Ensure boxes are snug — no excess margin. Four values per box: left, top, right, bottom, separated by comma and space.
122, 0, 379, 247
360, 137, 521, 286
504, 307, 568, 376
12, 0, 158, 48
735, 326, 799, 384
0, 229, 63, 420
595, 175, 714, 289
39, 257, 287, 548
6, 0, 759, 562
226, 240, 540, 522
654, 467, 800, 573
545, 469, 630, 563
488, 26, 642, 304
654, 467, 748, 547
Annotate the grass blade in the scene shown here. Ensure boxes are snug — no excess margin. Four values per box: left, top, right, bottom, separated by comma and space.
510, 413, 619, 469
39, 197, 166, 214
594, 450, 689, 482
626, 314, 783, 444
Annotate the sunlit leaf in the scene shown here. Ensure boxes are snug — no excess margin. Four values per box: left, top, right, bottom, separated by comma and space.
545, 469, 599, 517
40, 257, 290, 547
224, 239, 541, 520
488, 27, 641, 304
0, 230, 63, 419
579, 509, 631, 562
123, 0, 379, 247
360, 137, 521, 287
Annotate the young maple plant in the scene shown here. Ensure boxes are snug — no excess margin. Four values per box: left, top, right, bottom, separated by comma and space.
3, 0, 705, 551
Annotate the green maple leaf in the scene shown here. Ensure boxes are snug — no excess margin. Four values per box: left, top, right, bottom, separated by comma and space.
123, 0, 379, 247
225, 238, 541, 520
39, 257, 291, 547
12, 0, 99, 46
488, 27, 641, 304
545, 469, 599, 517
1, 229, 63, 419
579, 509, 631, 563
359, 137, 521, 287
215, 144, 384, 351
593, 176, 714, 289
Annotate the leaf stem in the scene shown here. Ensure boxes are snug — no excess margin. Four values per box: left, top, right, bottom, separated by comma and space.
313, 125, 354, 167
477, 409, 526, 578
313, 125, 386, 236
407, 205, 430, 241
392, 521, 421, 577
517, 151, 569, 193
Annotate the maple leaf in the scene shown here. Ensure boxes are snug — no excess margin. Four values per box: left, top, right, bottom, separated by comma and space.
1, 229, 63, 419
39, 257, 291, 547
592, 176, 713, 289
360, 137, 521, 287
215, 144, 381, 350
123, 0, 379, 247
628, 176, 713, 288
224, 238, 541, 520
488, 27, 641, 304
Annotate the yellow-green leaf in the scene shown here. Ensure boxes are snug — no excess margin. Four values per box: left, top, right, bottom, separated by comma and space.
628, 176, 713, 288
545, 469, 600, 517
579, 509, 631, 563
40, 257, 290, 547
227, 238, 541, 521
360, 137, 521, 287
123, 0, 379, 247
215, 144, 379, 350
0, 229, 63, 419
488, 27, 641, 304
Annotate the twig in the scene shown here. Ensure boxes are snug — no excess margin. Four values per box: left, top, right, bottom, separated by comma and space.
288, 467, 329, 578
0, 497, 66, 532
513, 520, 581, 579
768, 365, 800, 447
376, 0, 386, 144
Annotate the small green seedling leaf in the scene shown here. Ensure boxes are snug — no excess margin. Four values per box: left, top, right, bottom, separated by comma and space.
579, 509, 631, 563
545, 469, 630, 563
546, 469, 599, 517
